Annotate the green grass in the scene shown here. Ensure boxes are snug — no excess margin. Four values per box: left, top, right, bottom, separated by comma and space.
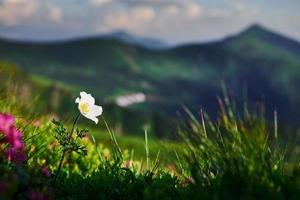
30, 74, 79, 92
88, 126, 181, 163
1, 62, 300, 199
0, 61, 177, 138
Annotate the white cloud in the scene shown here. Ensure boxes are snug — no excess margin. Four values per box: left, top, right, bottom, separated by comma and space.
206, 1, 259, 20
4, 0, 294, 44
90, 0, 112, 6
164, 5, 179, 16
96, 1, 205, 37
0, 0, 38, 26
4, 0, 26, 3
103, 6, 155, 30
185, 2, 203, 19
131, 6, 155, 21
0, 0, 64, 25
49, 5, 62, 23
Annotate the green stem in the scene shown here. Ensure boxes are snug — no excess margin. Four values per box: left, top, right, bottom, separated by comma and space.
145, 129, 150, 171
53, 112, 80, 186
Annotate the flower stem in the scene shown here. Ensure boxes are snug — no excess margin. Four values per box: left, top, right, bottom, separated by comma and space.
53, 112, 80, 186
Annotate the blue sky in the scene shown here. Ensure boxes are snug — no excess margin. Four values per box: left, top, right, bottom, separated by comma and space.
0, 0, 299, 44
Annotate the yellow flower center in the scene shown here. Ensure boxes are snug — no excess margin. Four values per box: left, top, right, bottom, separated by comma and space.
79, 102, 90, 114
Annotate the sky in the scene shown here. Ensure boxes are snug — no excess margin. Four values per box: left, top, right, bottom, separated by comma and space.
0, 0, 299, 45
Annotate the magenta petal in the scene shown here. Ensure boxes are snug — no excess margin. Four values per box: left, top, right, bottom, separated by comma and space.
6, 147, 26, 163
40, 167, 52, 177
6, 148, 13, 161
0, 113, 27, 164
5, 127, 23, 148
0, 113, 15, 134
10, 127, 23, 148
13, 139, 24, 149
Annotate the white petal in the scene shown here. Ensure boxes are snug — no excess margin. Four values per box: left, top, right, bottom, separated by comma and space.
91, 105, 103, 117
80, 92, 95, 105
77, 91, 101, 124
75, 97, 80, 104
83, 114, 99, 124
80, 91, 88, 98
92, 117, 99, 124
87, 94, 95, 105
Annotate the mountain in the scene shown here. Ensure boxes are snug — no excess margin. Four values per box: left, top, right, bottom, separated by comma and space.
226, 25, 300, 54
101, 31, 168, 49
0, 24, 300, 125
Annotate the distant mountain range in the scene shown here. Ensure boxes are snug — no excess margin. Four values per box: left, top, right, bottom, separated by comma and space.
0, 30, 168, 50
100, 31, 168, 49
1, 24, 300, 123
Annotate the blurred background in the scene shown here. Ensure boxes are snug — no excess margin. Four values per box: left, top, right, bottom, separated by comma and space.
0, 0, 300, 139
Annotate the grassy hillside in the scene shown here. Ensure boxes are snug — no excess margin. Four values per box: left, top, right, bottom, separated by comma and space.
1, 74, 300, 199
1, 24, 300, 123
0, 61, 177, 139
0, 61, 180, 161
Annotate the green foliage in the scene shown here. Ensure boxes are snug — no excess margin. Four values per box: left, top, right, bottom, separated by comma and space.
56, 166, 180, 200
1, 61, 176, 138
1, 61, 300, 199
52, 118, 87, 156
177, 97, 300, 199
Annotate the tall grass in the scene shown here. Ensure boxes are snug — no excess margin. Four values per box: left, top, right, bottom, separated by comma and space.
1, 65, 300, 199
178, 96, 300, 199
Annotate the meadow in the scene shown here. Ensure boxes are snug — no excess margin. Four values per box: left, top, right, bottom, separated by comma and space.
1, 63, 300, 199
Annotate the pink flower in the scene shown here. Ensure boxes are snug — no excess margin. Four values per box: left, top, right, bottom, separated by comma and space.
0, 113, 14, 134
6, 147, 26, 163
6, 127, 24, 149
40, 167, 52, 178
0, 113, 26, 163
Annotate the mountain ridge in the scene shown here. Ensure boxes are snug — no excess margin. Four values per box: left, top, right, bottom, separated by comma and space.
0, 30, 167, 49
0, 24, 300, 123
2, 24, 300, 49
222, 24, 300, 55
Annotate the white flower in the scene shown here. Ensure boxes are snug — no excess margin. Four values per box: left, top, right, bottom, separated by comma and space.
75, 91, 103, 124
